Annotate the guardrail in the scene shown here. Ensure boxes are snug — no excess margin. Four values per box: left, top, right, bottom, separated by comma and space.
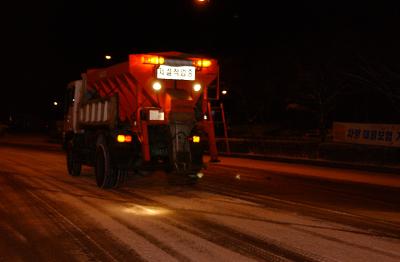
214, 137, 400, 166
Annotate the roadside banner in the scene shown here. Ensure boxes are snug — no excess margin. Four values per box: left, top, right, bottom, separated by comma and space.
333, 122, 400, 147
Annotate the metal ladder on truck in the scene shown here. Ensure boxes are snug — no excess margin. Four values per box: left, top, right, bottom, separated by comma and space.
206, 75, 230, 157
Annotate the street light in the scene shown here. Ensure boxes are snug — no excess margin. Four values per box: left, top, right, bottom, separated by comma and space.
105, 55, 112, 60
195, 0, 210, 5
221, 90, 227, 95
53, 101, 58, 106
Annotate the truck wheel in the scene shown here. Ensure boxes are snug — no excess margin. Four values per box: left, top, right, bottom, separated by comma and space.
66, 144, 81, 176
95, 143, 117, 188
115, 169, 128, 188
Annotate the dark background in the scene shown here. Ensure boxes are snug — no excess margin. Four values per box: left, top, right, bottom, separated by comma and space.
2, 1, 400, 135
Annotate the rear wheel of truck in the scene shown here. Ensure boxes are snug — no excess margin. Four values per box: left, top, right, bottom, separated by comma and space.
66, 142, 81, 176
115, 169, 128, 187
95, 143, 117, 189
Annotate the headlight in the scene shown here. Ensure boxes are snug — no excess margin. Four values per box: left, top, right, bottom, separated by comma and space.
193, 83, 202, 92
152, 81, 162, 91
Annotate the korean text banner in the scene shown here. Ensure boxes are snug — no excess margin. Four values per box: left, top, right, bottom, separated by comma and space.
333, 122, 400, 147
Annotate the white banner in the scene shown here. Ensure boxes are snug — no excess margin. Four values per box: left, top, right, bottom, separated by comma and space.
333, 122, 400, 147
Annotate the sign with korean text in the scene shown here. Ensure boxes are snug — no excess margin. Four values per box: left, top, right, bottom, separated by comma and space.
156, 65, 195, 81
333, 122, 400, 147
149, 109, 164, 121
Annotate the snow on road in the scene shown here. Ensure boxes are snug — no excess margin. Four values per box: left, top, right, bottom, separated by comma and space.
0, 144, 399, 261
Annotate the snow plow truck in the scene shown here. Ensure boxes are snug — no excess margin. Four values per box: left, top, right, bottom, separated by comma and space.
63, 51, 220, 188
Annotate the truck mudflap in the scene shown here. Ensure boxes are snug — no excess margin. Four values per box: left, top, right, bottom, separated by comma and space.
166, 121, 205, 184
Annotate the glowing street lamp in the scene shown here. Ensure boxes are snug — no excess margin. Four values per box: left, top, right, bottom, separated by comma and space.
195, 0, 210, 5
105, 55, 112, 60
53, 101, 58, 106
221, 90, 227, 95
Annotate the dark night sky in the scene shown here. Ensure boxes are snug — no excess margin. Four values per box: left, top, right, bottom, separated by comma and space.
2, 1, 400, 125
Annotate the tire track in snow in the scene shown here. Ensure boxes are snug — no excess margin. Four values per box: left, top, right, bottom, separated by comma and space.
6, 167, 187, 262
3, 147, 400, 261
103, 186, 323, 262
122, 188, 327, 262
200, 183, 400, 239
0, 166, 143, 261
0, 171, 111, 261
207, 164, 400, 219
1, 152, 296, 261
32, 173, 259, 262
116, 186, 400, 262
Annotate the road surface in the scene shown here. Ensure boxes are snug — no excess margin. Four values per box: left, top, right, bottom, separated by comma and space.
0, 136, 399, 261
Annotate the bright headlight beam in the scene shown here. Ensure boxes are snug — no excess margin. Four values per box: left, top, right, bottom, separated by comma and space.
123, 205, 169, 216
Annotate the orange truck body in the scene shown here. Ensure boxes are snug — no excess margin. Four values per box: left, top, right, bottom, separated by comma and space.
64, 51, 220, 188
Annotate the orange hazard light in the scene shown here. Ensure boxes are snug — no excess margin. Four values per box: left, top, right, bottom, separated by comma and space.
142, 55, 165, 65
192, 136, 200, 143
193, 59, 212, 68
117, 135, 132, 143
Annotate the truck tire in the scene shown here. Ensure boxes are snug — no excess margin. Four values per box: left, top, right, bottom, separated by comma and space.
95, 143, 117, 189
117, 169, 129, 187
66, 142, 81, 176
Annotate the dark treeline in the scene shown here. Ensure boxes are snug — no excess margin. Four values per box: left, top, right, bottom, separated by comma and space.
218, 28, 400, 137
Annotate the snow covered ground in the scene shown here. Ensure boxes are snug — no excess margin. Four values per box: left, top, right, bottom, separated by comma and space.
0, 136, 399, 261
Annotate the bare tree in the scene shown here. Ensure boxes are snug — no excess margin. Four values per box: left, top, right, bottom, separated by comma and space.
346, 54, 400, 114
290, 59, 349, 141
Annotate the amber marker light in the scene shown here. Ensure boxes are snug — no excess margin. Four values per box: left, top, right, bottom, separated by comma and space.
201, 59, 212, 67
117, 135, 132, 143
192, 136, 200, 143
142, 55, 165, 65
193, 59, 212, 68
